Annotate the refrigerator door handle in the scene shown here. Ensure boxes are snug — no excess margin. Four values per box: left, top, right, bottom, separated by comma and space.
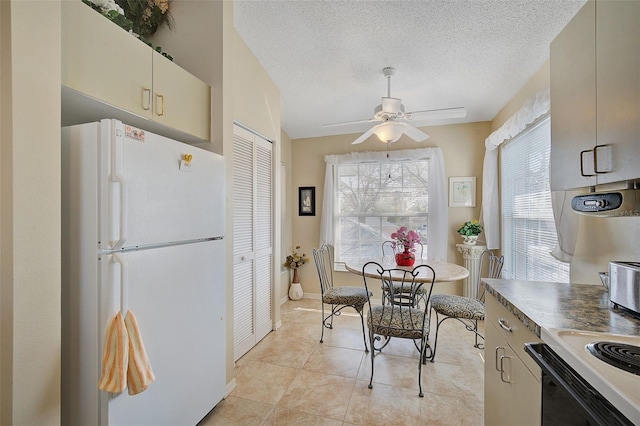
110, 126, 128, 249
110, 253, 129, 314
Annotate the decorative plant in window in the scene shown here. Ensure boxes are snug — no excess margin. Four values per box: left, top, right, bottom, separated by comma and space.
390, 226, 421, 267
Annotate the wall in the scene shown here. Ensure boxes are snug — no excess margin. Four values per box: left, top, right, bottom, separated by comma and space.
290, 122, 490, 298
280, 130, 293, 303
0, 1, 61, 424
488, 59, 640, 284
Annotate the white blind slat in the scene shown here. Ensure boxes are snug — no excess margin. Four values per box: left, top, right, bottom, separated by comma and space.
501, 116, 570, 283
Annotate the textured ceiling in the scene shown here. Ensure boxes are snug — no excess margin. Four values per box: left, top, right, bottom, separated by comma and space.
233, 0, 586, 140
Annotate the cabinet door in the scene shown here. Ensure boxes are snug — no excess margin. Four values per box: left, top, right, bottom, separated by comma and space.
485, 321, 541, 426
232, 125, 273, 361
485, 321, 513, 426
595, 0, 640, 185
550, 0, 597, 191
62, 2, 152, 118
152, 52, 211, 141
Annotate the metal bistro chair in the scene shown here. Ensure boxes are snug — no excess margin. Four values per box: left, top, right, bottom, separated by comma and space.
381, 241, 428, 309
362, 261, 436, 397
428, 250, 504, 362
313, 244, 372, 352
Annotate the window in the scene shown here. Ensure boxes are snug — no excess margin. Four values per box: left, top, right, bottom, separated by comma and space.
501, 115, 570, 282
334, 159, 429, 264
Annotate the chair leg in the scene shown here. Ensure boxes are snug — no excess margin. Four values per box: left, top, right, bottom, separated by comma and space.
418, 336, 426, 397
368, 329, 375, 390
320, 301, 326, 343
429, 311, 443, 363
358, 309, 369, 353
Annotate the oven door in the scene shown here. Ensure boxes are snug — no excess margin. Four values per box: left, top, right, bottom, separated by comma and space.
524, 343, 633, 426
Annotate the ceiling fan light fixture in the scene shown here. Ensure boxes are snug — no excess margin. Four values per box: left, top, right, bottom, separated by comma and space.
373, 122, 403, 144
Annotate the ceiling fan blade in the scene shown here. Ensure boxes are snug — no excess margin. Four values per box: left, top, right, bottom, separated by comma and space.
398, 122, 430, 142
322, 118, 377, 128
405, 107, 467, 120
351, 127, 375, 145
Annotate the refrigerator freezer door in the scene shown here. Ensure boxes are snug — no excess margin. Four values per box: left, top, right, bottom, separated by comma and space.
104, 240, 225, 426
101, 119, 225, 250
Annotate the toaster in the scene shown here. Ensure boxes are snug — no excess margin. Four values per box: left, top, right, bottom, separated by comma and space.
608, 261, 640, 316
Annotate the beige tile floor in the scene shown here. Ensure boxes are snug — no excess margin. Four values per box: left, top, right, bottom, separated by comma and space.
200, 298, 485, 425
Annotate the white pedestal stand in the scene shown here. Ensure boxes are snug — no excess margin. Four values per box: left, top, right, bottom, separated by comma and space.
456, 244, 487, 299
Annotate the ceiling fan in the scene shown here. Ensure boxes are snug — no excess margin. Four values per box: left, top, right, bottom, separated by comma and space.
323, 67, 467, 145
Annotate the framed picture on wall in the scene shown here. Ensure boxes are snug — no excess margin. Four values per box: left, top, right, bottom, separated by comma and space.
299, 186, 316, 216
449, 177, 476, 207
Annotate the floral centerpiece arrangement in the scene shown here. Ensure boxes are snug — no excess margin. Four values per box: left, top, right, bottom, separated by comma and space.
390, 226, 421, 266
457, 220, 483, 245
83, 0, 174, 60
283, 245, 309, 284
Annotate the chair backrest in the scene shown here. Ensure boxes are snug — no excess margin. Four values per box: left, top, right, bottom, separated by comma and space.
313, 244, 334, 296
381, 241, 395, 257
361, 261, 436, 309
477, 250, 504, 301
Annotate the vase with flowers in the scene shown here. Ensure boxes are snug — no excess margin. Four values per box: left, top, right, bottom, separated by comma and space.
283, 245, 309, 300
457, 220, 483, 245
390, 226, 422, 267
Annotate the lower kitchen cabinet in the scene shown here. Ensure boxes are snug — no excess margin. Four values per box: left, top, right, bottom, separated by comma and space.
484, 292, 542, 425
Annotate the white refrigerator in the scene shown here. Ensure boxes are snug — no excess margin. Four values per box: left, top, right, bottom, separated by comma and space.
61, 119, 226, 425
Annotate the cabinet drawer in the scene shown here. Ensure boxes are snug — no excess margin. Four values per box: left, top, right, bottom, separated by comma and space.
486, 294, 542, 376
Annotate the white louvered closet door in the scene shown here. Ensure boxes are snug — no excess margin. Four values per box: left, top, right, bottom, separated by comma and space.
233, 125, 273, 361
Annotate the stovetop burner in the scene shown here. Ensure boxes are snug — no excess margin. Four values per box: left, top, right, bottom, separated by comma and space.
586, 341, 640, 376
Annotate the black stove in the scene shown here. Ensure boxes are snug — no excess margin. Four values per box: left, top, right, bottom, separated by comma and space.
586, 342, 640, 376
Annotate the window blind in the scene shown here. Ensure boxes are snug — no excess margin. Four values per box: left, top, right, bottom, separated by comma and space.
501, 116, 570, 282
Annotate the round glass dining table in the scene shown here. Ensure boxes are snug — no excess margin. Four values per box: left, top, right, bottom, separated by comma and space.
344, 257, 469, 283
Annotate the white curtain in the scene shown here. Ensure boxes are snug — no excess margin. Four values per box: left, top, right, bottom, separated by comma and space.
482, 87, 578, 262
320, 147, 448, 261
481, 88, 551, 249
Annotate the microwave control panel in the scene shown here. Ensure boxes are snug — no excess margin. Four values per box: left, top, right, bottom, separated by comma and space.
571, 192, 623, 213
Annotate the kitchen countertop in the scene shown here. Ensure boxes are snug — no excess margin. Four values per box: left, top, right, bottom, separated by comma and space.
483, 279, 640, 337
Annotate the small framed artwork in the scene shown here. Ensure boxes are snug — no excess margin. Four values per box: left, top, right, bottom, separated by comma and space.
449, 177, 476, 207
299, 186, 316, 216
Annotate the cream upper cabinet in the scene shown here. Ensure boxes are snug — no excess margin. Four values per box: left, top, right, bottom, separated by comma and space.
151, 51, 210, 141
62, 1, 152, 119
62, 1, 210, 141
484, 293, 542, 426
595, 0, 640, 186
550, 0, 640, 191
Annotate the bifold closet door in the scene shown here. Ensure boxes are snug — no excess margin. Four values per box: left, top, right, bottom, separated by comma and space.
232, 124, 273, 361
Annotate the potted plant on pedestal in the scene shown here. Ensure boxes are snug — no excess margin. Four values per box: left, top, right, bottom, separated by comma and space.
457, 220, 483, 245
283, 245, 309, 300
